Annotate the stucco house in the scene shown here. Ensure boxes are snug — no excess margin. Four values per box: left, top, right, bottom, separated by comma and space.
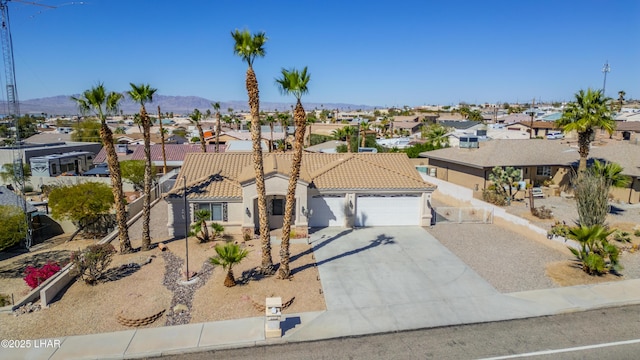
165, 152, 436, 238
418, 139, 640, 203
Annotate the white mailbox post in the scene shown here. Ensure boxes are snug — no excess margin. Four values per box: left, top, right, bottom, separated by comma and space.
265, 297, 282, 338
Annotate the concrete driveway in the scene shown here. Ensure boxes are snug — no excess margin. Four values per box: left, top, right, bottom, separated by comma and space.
310, 226, 498, 311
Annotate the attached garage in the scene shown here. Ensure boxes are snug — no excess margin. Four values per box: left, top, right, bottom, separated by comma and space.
308, 195, 346, 227
355, 195, 420, 227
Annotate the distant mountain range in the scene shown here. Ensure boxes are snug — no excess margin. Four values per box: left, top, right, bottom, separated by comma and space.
5, 95, 376, 116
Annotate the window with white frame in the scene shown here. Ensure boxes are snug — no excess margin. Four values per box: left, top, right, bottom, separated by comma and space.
536, 166, 552, 177
197, 203, 226, 221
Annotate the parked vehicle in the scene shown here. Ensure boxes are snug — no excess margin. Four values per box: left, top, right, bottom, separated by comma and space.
531, 187, 545, 198
546, 131, 564, 140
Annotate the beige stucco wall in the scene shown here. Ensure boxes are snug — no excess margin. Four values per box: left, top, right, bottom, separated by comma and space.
426, 159, 486, 190
241, 175, 308, 231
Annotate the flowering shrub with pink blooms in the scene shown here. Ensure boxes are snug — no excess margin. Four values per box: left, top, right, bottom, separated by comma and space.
23, 262, 61, 289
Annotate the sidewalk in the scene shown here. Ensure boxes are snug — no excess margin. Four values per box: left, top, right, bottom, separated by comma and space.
5, 278, 640, 360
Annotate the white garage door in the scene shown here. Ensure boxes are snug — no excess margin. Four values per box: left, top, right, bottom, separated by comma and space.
308, 195, 346, 227
355, 195, 420, 227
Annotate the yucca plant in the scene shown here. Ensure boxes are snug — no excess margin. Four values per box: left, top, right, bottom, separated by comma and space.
210, 243, 249, 287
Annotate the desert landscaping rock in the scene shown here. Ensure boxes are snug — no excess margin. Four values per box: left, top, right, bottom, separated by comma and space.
162, 250, 214, 326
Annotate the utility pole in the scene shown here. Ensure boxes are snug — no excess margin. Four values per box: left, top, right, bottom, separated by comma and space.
529, 98, 535, 139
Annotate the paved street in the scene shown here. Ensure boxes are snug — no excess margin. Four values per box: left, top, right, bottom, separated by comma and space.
159, 304, 640, 360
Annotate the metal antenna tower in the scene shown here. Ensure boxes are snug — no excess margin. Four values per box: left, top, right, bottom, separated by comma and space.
1, 0, 55, 248
601, 61, 610, 96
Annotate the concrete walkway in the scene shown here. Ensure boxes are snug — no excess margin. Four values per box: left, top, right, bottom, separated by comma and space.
5, 227, 640, 360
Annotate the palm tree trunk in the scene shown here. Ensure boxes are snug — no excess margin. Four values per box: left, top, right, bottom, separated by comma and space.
197, 124, 206, 153
247, 65, 273, 273
346, 134, 352, 153
215, 113, 221, 153
100, 123, 132, 253
158, 106, 167, 174
279, 100, 306, 279
224, 268, 236, 287
141, 105, 152, 251
270, 123, 274, 153
578, 131, 591, 173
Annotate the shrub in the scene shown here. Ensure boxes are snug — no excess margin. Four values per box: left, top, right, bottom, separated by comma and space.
612, 230, 631, 243
567, 224, 620, 275
211, 223, 224, 241
531, 206, 553, 219
548, 221, 570, 238
70, 244, 116, 285
23, 261, 61, 289
634, 229, 640, 237
482, 189, 507, 206
0, 293, 11, 307
573, 170, 609, 227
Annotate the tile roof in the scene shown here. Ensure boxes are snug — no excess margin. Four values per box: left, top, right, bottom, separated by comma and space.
615, 121, 640, 132
169, 153, 435, 199
0, 186, 37, 212
129, 144, 226, 162
514, 121, 560, 130
420, 139, 579, 168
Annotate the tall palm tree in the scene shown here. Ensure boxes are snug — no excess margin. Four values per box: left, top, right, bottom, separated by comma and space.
190, 108, 206, 153
557, 89, 615, 172
212, 102, 222, 153
71, 84, 132, 253
618, 90, 626, 112
359, 121, 371, 148
157, 105, 168, 174
277, 111, 290, 149
275, 66, 310, 279
231, 28, 273, 273
265, 114, 277, 152
343, 125, 356, 153
127, 83, 157, 251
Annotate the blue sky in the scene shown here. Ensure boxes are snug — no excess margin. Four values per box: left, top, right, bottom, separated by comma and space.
6, 0, 639, 107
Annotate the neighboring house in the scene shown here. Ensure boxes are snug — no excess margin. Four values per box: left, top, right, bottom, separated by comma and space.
510, 121, 561, 138
92, 144, 225, 173
0, 185, 37, 214
611, 121, 640, 142
165, 153, 436, 238
304, 140, 346, 154
419, 140, 640, 203
419, 139, 579, 193
0, 142, 102, 169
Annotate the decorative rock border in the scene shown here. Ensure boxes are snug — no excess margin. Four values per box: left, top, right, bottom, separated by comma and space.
116, 309, 166, 327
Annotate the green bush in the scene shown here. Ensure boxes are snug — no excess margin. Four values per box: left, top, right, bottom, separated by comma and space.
612, 230, 631, 243
70, 244, 116, 285
0, 293, 10, 307
633, 229, 640, 237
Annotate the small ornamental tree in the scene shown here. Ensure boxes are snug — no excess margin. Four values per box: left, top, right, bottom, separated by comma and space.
23, 262, 61, 289
70, 243, 116, 285
0, 205, 27, 251
49, 182, 115, 241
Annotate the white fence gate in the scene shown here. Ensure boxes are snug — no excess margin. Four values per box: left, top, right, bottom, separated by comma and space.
434, 207, 493, 224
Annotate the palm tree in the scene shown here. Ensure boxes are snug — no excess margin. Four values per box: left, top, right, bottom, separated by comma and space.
423, 123, 449, 148
209, 243, 249, 287
343, 125, 356, 153
190, 108, 206, 153
212, 102, 222, 152
277, 111, 290, 149
617, 90, 626, 112
127, 83, 157, 251
265, 114, 277, 152
157, 105, 168, 174
567, 224, 618, 275
590, 160, 631, 188
275, 66, 310, 279
556, 89, 615, 172
190, 209, 211, 243
71, 84, 132, 253
359, 121, 370, 148
232, 28, 273, 273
